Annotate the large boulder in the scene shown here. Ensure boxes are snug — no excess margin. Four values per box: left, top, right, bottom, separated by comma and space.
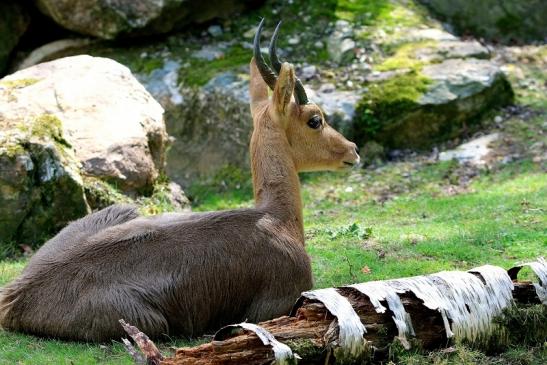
35, 0, 262, 39
0, 1, 30, 74
417, 0, 547, 43
0, 55, 180, 243
4, 55, 168, 192
354, 29, 514, 150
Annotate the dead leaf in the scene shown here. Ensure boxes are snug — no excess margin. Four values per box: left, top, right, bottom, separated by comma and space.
361, 266, 372, 274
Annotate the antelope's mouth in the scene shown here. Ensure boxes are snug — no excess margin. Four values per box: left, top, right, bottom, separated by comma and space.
343, 161, 356, 167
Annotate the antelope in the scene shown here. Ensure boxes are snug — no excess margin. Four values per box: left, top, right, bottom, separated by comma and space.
0, 20, 360, 342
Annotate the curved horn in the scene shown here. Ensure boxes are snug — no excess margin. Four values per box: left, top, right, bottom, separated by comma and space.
268, 21, 309, 105
269, 21, 283, 74
253, 18, 277, 90
293, 76, 309, 105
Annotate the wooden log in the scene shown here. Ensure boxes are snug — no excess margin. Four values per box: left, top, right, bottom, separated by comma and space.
120, 260, 546, 364
160, 279, 542, 365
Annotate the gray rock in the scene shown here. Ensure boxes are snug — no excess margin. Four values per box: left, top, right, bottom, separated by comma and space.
0, 1, 30, 74
404, 28, 457, 42
207, 25, 223, 38
328, 20, 356, 63
139, 60, 184, 105
414, 40, 490, 62
301, 65, 318, 80
167, 182, 191, 211
1, 55, 168, 192
0, 55, 190, 242
319, 83, 336, 93
164, 72, 252, 185
192, 45, 225, 61
420, 59, 504, 104
356, 58, 513, 149
35, 0, 261, 39
439, 133, 499, 165
0, 112, 89, 243
417, 0, 547, 42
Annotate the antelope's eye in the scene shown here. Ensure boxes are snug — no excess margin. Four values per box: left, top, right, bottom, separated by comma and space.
307, 115, 322, 129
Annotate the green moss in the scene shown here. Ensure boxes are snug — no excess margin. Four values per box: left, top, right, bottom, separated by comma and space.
83, 177, 132, 210
493, 304, 547, 347
137, 179, 181, 216
352, 38, 442, 142
179, 45, 250, 87
0, 78, 40, 89
355, 71, 431, 139
84, 175, 185, 215
0, 140, 25, 158
335, 0, 393, 23
29, 114, 72, 148
284, 339, 322, 360
335, 0, 426, 28
139, 58, 164, 75
376, 41, 436, 72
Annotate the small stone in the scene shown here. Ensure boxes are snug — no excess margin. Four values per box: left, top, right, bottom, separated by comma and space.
341, 38, 356, 53
319, 83, 336, 93
301, 65, 317, 80
192, 46, 224, 61
207, 25, 223, 37
494, 115, 503, 123
344, 186, 353, 193
439, 133, 500, 165
288, 36, 300, 45
314, 41, 324, 49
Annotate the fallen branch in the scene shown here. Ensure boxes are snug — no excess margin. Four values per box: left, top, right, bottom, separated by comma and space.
120, 319, 164, 365
122, 259, 546, 364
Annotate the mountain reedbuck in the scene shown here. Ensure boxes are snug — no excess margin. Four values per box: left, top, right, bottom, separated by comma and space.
0, 20, 360, 342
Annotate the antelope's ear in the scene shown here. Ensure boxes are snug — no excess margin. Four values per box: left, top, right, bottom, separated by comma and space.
273, 62, 295, 116
249, 57, 269, 117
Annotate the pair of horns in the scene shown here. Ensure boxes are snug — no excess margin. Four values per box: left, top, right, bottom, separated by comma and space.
253, 19, 309, 105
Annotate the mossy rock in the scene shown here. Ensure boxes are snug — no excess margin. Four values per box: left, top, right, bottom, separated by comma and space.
355, 58, 514, 150
0, 56, 190, 247
417, 0, 547, 43
0, 125, 89, 243
35, 0, 262, 39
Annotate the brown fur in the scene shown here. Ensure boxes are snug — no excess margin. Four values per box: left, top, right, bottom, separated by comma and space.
0, 59, 359, 342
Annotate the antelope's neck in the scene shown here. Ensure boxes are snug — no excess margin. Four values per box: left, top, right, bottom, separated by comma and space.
250, 119, 304, 242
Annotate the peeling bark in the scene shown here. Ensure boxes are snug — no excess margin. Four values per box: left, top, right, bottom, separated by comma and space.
121, 260, 545, 365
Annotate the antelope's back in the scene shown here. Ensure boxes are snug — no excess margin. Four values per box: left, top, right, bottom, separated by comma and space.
0, 205, 312, 341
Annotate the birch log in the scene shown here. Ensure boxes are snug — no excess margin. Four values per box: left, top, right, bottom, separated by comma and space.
122, 259, 546, 365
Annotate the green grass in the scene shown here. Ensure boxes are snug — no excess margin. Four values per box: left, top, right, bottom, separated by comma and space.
0, 332, 207, 365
